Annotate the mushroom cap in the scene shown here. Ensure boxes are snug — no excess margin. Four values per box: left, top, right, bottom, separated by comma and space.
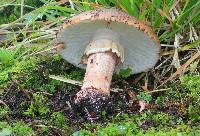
57, 8, 160, 74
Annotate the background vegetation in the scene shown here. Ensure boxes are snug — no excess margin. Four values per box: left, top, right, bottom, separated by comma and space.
0, 0, 199, 135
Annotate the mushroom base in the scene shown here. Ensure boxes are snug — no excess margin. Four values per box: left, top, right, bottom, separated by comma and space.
74, 88, 112, 122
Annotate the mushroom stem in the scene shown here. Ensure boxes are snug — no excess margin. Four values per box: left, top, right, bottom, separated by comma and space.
75, 51, 117, 102
84, 51, 117, 93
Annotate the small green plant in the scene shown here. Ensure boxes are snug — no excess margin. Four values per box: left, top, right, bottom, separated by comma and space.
12, 122, 35, 136
155, 96, 163, 105
42, 79, 67, 93
118, 68, 132, 78
24, 104, 35, 118
97, 122, 139, 136
100, 110, 107, 120
188, 104, 200, 122
0, 48, 14, 66
24, 93, 49, 118
180, 74, 200, 122
152, 112, 172, 127
180, 74, 200, 100
137, 92, 152, 103
51, 112, 67, 129
97, 123, 126, 136
0, 45, 24, 67
0, 122, 10, 129
112, 113, 130, 123
0, 106, 10, 120
142, 126, 200, 136
0, 122, 34, 136
37, 125, 49, 134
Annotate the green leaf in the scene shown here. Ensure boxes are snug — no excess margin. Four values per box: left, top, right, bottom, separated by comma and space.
176, 0, 200, 25
152, 0, 162, 8
0, 48, 14, 65
137, 92, 152, 103
118, 68, 132, 78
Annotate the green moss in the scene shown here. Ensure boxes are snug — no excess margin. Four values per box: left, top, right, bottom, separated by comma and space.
97, 123, 140, 136
137, 92, 152, 103
118, 68, 132, 78
37, 125, 49, 134
0, 56, 39, 87
188, 104, 200, 122
51, 112, 68, 129
73, 121, 200, 136
24, 93, 50, 118
0, 122, 11, 129
0, 0, 200, 135
152, 112, 172, 127
0, 121, 35, 136
141, 126, 200, 136
180, 74, 200, 100
12, 122, 35, 136
180, 74, 200, 122
0, 106, 10, 120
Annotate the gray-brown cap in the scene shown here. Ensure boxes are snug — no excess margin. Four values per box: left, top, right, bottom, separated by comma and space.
57, 8, 160, 74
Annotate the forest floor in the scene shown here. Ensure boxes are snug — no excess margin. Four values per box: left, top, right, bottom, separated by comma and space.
0, 0, 200, 135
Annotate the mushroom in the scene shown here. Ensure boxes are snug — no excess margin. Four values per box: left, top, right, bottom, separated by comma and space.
57, 8, 160, 116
